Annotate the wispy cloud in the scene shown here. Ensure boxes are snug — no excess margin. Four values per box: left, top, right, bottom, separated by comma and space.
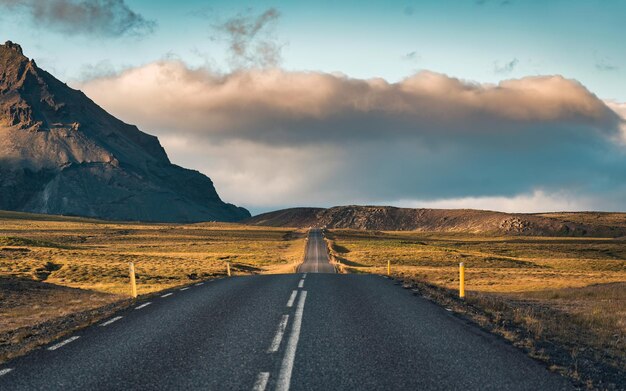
402, 51, 420, 62
476, 0, 513, 6
212, 7, 283, 69
76, 59, 121, 81
596, 58, 619, 71
494, 58, 519, 74
0, 0, 155, 37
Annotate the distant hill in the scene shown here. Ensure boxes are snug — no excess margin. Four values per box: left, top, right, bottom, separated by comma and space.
0, 41, 249, 222
245, 206, 626, 237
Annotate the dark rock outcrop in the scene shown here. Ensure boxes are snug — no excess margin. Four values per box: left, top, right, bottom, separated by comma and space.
0, 41, 249, 222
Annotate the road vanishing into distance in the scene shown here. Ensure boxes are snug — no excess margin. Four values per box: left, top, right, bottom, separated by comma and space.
297, 229, 336, 273
0, 229, 573, 390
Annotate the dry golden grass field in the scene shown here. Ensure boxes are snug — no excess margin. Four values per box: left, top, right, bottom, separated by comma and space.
326, 229, 626, 388
0, 210, 306, 361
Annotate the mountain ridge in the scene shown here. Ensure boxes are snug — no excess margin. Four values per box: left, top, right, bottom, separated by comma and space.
245, 205, 626, 237
0, 41, 250, 222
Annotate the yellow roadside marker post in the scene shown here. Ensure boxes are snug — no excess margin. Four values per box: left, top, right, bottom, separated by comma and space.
459, 262, 465, 299
227, 262, 231, 277
129, 262, 137, 299
387, 260, 391, 276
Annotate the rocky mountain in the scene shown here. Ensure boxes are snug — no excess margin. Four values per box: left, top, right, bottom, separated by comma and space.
0, 41, 249, 222
246, 206, 626, 237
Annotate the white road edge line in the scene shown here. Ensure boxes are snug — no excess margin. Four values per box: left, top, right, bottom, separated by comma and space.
48, 336, 80, 351
180, 287, 189, 291
302, 273, 307, 279
276, 290, 307, 391
0, 368, 13, 377
195, 282, 204, 286
135, 302, 152, 310
268, 314, 290, 353
161, 293, 173, 298
286, 290, 298, 307
99, 316, 123, 327
298, 279, 304, 288
315, 236, 320, 273
252, 372, 270, 391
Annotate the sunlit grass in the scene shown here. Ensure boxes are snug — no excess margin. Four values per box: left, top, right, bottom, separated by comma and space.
328, 229, 626, 292
0, 211, 306, 296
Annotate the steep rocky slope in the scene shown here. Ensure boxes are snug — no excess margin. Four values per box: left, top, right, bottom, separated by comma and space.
0, 41, 249, 222
246, 206, 626, 237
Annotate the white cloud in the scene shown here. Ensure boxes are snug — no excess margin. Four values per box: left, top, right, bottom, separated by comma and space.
605, 100, 626, 144
387, 190, 596, 213
79, 62, 621, 143
159, 137, 340, 209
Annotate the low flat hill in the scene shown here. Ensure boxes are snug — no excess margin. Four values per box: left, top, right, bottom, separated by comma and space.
245, 205, 626, 237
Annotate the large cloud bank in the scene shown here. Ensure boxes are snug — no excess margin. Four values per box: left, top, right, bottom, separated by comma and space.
78, 62, 626, 213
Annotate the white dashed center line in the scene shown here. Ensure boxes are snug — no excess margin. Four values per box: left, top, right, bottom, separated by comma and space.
99, 316, 123, 327
267, 315, 290, 353
180, 287, 189, 291
276, 291, 307, 391
135, 302, 152, 310
48, 336, 80, 351
161, 293, 173, 298
298, 279, 304, 288
286, 290, 298, 307
302, 274, 307, 279
0, 368, 13, 377
195, 282, 204, 286
252, 372, 270, 391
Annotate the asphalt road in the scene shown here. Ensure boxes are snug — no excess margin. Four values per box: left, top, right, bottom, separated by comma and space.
297, 229, 335, 274
0, 230, 573, 390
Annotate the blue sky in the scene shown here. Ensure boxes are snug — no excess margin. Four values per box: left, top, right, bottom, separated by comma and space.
1, 0, 625, 213
1, 0, 624, 100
